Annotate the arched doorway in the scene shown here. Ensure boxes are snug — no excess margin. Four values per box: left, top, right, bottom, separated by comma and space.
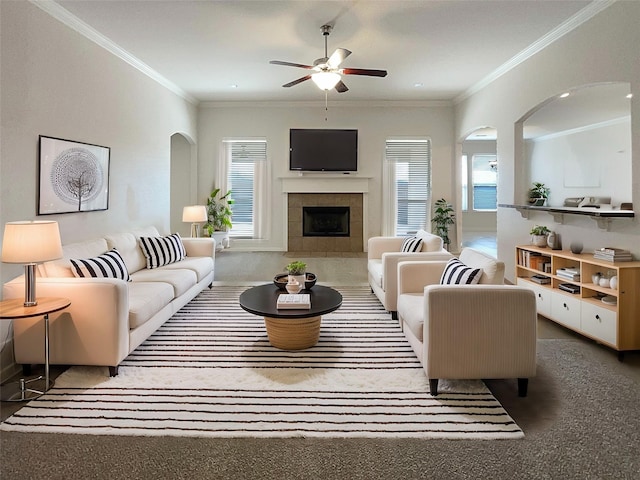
170, 133, 197, 236
458, 127, 497, 257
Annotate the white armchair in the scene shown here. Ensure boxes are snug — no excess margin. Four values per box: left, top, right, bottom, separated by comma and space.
367, 230, 453, 319
396, 248, 537, 397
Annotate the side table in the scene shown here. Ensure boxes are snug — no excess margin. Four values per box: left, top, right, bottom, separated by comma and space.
0, 297, 71, 402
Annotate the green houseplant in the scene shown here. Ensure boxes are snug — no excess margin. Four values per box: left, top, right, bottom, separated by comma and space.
204, 188, 233, 236
431, 198, 456, 250
285, 260, 307, 286
528, 182, 550, 206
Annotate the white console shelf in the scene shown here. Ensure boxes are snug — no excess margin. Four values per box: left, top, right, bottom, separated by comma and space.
499, 204, 634, 230
515, 245, 640, 359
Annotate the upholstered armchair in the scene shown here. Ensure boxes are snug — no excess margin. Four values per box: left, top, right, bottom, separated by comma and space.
367, 230, 453, 319
396, 248, 537, 397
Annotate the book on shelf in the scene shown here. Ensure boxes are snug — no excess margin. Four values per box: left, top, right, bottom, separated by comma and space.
594, 247, 633, 262
556, 267, 580, 281
277, 294, 311, 309
530, 274, 551, 284
558, 283, 580, 294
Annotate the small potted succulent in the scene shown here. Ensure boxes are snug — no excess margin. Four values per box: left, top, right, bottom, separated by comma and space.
528, 182, 550, 206
285, 260, 307, 286
530, 225, 551, 247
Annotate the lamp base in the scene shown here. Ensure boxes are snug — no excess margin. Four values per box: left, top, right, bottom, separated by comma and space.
190, 223, 200, 238
24, 263, 38, 307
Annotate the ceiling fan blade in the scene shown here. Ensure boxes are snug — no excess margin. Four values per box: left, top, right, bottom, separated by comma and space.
327, 48, 351, 68
341, 68, 388, 77
282, 75, 311, 88
270, 60, 314, 69
335, 80, 349, 93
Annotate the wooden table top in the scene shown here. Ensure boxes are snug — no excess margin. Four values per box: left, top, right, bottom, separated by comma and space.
0, 297, 71, 319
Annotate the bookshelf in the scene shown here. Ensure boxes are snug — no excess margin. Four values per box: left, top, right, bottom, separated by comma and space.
515, 245, 640, 358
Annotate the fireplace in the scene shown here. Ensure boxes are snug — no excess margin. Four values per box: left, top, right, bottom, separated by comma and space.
303, 206, 350, 237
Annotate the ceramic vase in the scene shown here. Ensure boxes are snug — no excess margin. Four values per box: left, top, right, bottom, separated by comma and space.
570, 242, 583, 254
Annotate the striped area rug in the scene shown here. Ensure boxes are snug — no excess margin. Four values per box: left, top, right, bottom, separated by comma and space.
0, 285, 523, 439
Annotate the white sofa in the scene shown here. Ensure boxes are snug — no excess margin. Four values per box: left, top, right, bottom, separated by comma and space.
2, 226, 215, 376
367, 230, 453, 319
396, 248, 537, 397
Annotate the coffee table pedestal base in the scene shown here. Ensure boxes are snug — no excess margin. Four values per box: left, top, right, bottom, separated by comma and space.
264, 316, 321, 350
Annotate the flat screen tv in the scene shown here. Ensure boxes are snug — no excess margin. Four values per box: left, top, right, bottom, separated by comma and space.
289, 129, 358, 172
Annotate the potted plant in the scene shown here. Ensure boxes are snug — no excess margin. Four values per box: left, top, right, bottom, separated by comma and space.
530, 225, 551, 247
204, 188, 233, 250
285, 260, 307, 286
431, 198, 456, 251
528, 182, 550, 206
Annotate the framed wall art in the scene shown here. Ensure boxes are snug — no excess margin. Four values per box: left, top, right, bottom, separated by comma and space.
38, 135, 110, 215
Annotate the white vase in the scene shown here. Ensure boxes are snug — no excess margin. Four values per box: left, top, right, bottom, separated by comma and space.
288, 274, 306, 288
610, 276, 618, 290
531, 235, 547, 247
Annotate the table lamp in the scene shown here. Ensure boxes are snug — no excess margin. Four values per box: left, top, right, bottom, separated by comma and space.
1, 221, 63, 306
182, 205, 207, 238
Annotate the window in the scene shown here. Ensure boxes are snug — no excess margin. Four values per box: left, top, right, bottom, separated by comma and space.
384, 138, 431, 236
461, 154, 497, 211
220, 139, 268, 239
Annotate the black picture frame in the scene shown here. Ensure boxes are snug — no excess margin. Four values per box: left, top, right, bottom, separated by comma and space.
38, 135, 110, 215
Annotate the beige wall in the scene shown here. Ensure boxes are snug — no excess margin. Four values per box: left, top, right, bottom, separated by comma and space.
0, 2, 197, 377
455, 1, 640, 282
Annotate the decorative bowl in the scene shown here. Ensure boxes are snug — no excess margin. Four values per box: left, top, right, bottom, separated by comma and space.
273, 272, 317, 291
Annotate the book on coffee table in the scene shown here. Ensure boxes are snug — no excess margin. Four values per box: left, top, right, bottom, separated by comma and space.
277, 294, 311, 309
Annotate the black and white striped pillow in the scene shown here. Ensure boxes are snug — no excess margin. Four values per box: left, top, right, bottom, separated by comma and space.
401, 236, 423, 252
70, 248, 131, 281
440, 258, 482, 285
138, 233, 186, 269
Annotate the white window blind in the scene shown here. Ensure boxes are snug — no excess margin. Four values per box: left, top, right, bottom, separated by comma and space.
385, 138, 431, 236
222, 140, 267, 239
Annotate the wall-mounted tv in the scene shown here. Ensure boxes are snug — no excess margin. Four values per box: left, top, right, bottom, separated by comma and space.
289, 129, 358, 172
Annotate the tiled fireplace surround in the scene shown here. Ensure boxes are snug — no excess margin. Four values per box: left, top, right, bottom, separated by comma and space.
287, 193, 364, 253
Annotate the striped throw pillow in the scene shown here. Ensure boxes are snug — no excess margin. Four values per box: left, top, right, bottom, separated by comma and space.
401, 236, 423, 252
440, 258, 482, 285
70, 248, 131, 281
138, 233, 186, 269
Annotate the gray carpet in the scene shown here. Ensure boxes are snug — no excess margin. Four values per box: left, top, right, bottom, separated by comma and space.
2, 338, 639, 479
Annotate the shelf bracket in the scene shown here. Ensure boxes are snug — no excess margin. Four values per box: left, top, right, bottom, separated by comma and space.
591, 216, 612, 231
550, 212, 565, 224
515, 207, 530, 219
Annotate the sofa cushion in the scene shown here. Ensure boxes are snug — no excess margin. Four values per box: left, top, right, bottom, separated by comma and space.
440, 258, 482, 285
397, 293, 424, 342
105, 231, 147, 274
128, 281, 175, 329
130, 267, 197, 298
139, 233, 186, 269
160, 257, 215, 283
39, 238, 110, 278
415, 230, 444, 252
400, 236, 423, 253
459, 248, 505, 284
70, 248, 131, 281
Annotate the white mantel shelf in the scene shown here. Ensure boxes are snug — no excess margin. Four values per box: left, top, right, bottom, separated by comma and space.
280, 176, 371, 194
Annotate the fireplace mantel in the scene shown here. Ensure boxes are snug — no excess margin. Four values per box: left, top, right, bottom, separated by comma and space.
280, 176, 370, 194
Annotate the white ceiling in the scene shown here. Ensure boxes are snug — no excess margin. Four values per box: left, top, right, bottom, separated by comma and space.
52, 0, 596, 103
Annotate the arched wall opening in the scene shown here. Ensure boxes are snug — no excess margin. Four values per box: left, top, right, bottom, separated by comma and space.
170, 132, 197, 237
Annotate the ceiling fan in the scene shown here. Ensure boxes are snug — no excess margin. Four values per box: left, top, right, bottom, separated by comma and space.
270, 24, 387, 93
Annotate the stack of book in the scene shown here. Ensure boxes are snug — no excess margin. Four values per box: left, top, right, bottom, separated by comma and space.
530, 274, 551, 284
594, 248, 633, 262
556, 267, 580, 281
277, 293, 311, 309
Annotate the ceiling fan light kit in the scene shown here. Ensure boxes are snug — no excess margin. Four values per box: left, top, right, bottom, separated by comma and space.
270, 24, 387, 94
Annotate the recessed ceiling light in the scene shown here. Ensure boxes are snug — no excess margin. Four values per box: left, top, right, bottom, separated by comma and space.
230, 84, 238, 89
626, 93, 633, 99
559, 92, 570, 98
413, 82, 423, 88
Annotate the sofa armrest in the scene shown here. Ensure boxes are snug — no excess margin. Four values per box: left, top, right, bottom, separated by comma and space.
3, 276, 130, 368
367, 236, 405, 260
182, 237, 216, 259
397, 260, 449, 295
423, 285, 537, 379
382, 251, 453, 291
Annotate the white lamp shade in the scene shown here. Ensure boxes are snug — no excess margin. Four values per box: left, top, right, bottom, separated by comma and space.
2, 221, 63, 264
182, 205, 208, 223
312, 71, 341, 90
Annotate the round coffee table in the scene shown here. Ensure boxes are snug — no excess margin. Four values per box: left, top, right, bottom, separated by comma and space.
239, 284, 342, 350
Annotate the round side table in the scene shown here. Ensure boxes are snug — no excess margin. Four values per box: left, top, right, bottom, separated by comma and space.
0, 297, 70, 402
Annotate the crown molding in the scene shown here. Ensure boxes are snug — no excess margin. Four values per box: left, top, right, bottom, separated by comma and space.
30, 0, 198, 105
199, 99, 452, 109
454, 0, 617, 105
